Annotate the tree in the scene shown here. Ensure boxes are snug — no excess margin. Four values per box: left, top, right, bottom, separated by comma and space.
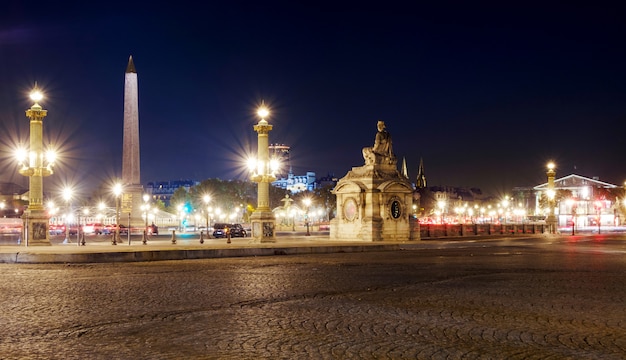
169, 187, 191, 214
269, 185, 290, 211
312, 185, 336, 220
186, 178, 257, 222
417, 187, 436, 218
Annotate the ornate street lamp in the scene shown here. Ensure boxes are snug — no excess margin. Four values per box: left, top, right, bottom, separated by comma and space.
80, 207, 88, 246
303, 198, 312, 236
203, 195, 211, 237
142, 193, 150, 244
545, 162, 557, 234
17, 87, 56, 246
248, 103, 279, 243
112, 183, 123, 245
62, 187, 73, 244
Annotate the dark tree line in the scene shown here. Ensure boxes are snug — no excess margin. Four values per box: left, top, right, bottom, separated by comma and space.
168, 178, 336, 222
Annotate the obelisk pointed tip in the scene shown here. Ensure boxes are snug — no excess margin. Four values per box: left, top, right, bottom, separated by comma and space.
126, 56, 136, 73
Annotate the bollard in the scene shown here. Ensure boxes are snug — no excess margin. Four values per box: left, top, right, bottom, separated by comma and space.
171, 229, 177, 244
142, 230, 147, 245
199, 230, 204, 244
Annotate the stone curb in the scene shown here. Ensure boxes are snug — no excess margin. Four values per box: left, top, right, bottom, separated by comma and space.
0, 244, 403, 264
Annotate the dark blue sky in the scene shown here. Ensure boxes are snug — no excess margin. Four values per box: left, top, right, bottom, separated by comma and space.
1, 2, 625, 198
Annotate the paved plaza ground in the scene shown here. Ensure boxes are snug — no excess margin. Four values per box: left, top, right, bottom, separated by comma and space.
1, 233, 625, 359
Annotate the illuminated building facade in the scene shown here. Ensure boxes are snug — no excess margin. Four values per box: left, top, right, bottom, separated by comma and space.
533, 174, 621, 228
272, 169, 316, 193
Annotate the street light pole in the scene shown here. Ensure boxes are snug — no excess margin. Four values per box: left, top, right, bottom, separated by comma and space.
80, 208, 88, 246
17, 87, 55, 246
142, 193, 150, 244
303, 198, 311, 236
545, 162, 557, 234
567, 199, 576, 236
62, 187, 72, 244
112, 183, 122, 245
248, 102, 277, 243
203, 195, 211, 237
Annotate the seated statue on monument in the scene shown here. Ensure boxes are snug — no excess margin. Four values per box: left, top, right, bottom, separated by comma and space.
362, 120, 397, 165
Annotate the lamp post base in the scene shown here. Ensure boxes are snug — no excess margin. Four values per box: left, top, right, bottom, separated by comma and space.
22, 211, 51, 246
250, 211, 275, 243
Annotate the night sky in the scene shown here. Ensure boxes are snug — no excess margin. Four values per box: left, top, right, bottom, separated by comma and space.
1, 2, 625, 199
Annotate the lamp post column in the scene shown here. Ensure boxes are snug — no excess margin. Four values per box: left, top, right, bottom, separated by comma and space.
112, 183, 122, 245
18, 88, 55, 246
62, 187, 72, 244
249, 104, 276, 243
303, 198, 311, 236
203, 195, 211, 237
545, 162, 557, 234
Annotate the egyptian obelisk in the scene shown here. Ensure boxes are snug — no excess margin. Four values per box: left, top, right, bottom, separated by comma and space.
121, 55, 144, 229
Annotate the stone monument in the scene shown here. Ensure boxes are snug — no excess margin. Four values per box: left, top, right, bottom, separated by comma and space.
121, 56, 144, 228
330, 121, 417, 241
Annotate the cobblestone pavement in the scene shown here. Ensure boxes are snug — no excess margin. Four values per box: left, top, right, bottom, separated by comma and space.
1, 235, 625, 359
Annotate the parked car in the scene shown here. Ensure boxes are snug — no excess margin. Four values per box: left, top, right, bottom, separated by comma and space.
230, 224, 247, 237
212, 223, 246, 238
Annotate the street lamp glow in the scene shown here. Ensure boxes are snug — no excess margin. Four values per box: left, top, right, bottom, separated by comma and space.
247, 157, 257, 172
202, 195, 212, 234
257, 106, 269, 119
113, 183, 122, 197
30, 89, 43, 102
15, 148, 28, 165
45, 150, 57, 166
270, 158, 280, 174
62, 187, 73, 202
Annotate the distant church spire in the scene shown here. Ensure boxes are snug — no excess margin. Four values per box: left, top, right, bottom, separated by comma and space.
416, 157, 427, 189
401, 157, 408, 178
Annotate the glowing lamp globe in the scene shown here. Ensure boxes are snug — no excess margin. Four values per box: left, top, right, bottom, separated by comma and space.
30, 90, 43, 102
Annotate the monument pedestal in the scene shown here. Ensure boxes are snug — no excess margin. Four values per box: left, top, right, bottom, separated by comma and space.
122, 184, 145, 230
330, 120, 420, 241
331, 163, 414, 242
